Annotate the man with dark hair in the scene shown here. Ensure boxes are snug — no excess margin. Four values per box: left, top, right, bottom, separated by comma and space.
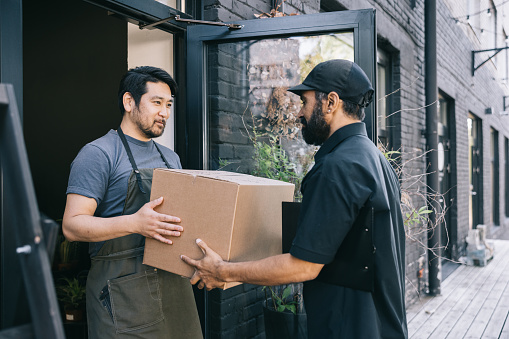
182, 59, 408, 338
63, 66, 202, 339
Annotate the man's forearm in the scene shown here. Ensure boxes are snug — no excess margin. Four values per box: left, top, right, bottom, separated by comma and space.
63, 195, 182, 245
219, 253, 323, 286
62, 214, 135, 242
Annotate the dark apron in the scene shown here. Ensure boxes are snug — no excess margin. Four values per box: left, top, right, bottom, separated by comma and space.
86, 128, 203, 338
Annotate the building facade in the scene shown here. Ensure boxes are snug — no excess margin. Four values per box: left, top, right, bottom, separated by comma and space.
199, 1, 509, 337
1, 0, 509, 338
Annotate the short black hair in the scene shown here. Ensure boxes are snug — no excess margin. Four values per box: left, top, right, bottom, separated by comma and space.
315, 91, 365, 121
342, 100, 365, 121
118, 66, 178, 115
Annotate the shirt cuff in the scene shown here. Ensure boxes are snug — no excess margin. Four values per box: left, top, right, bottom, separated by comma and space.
290, 244, 334, 265
66, 186, 101, 206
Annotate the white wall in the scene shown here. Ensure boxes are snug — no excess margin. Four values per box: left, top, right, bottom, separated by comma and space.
127, 0, 178, 150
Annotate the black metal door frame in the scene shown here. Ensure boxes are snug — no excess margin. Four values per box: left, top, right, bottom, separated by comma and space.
184, 10, 376, 338
184, 9, 377, 170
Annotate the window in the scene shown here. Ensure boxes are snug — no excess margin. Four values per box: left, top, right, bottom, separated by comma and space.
206, 33, 354, 177
377, 49, 393, 150
185, 10, 377, 169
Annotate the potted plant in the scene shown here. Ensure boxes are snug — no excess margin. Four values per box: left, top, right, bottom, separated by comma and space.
55, 234, 80, 271
56, 277, 86, 322
262, 284, 307, 339
249, 132, 309, 338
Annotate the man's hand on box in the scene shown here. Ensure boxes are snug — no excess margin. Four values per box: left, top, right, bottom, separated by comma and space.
181, 239, 226, 290
133, 196, 183, 245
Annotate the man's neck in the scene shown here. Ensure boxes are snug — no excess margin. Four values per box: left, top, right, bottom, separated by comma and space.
119, 118, 150, 142
328, 118, 361, 138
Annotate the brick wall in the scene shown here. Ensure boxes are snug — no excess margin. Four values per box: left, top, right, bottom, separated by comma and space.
204, 0, 509, 336
340, 0, 429, 305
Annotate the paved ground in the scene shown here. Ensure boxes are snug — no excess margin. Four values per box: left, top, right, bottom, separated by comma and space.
491, 223, 509, 241
407, 239, 509, 338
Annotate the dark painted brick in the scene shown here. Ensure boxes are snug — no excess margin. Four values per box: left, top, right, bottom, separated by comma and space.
242, 302, 263, 321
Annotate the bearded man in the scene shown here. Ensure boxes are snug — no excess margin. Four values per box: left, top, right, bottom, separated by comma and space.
181, 60, 408, 339
63, 66, 202, 339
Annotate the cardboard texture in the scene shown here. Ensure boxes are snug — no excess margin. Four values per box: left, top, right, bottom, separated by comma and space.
143, 169, 295, 289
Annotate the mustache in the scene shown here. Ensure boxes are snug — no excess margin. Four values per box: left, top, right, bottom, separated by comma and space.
155, 119, 166, 127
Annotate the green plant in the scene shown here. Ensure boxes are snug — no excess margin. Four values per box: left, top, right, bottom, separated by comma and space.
405, 206, 433, 228
263, 285, 301, 314
56, 277, 86, 309
251, 132, 305, 200
59, 237, 80, 264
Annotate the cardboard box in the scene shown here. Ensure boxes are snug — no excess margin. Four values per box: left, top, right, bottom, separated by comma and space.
143, 169, 295, 289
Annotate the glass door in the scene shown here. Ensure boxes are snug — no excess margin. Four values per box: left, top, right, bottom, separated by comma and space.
185, 10, 377, 170
206, 32, 354, 185
185, 10, 376, 338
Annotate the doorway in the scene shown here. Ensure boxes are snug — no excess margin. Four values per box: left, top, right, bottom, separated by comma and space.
438, 92, 454, 259
468, 113, 483, 229
490, 128, 500, 226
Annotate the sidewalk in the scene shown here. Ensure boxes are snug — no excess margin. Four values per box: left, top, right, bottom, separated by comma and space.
407, 239, 509, 338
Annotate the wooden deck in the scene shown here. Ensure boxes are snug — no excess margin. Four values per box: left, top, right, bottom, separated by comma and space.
407, 240, 509, 338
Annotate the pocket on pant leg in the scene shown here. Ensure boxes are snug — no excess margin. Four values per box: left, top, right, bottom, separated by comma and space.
108, 269, 163, 333
99, 285, 114, 323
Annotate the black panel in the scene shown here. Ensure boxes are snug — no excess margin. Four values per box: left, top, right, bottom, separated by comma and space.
0, 84, 64, 338
83, 0, 190, 32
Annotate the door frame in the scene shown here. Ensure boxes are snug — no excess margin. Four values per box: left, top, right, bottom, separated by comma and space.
184, 9, 377, 169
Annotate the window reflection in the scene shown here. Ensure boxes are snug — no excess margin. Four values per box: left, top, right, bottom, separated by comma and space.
207, 32, 354, 198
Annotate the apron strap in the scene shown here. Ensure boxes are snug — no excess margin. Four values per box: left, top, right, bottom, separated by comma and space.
153, 141, 172, 169
117, 127, 173, 195
117, 127, 147, 194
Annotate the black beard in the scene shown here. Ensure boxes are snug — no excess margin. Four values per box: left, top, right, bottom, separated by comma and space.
132, 106, 165, 139
301, 102, 330, 146
140, 123, 163, 139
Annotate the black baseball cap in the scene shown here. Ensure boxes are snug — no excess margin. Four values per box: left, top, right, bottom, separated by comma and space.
288, 59, 374, 108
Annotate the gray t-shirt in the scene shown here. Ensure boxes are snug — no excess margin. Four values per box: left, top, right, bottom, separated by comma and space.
66, 129, 182, 256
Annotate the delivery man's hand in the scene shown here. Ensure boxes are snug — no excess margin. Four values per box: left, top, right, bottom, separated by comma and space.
181, 239, 226, 290
133, 196, 183, 245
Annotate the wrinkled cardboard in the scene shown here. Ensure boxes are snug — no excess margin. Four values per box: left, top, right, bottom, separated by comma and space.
143, 169, 295, 289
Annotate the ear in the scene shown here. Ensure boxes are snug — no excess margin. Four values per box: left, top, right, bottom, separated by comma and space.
326, 92, 341, 113
123, 92, 134, 114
